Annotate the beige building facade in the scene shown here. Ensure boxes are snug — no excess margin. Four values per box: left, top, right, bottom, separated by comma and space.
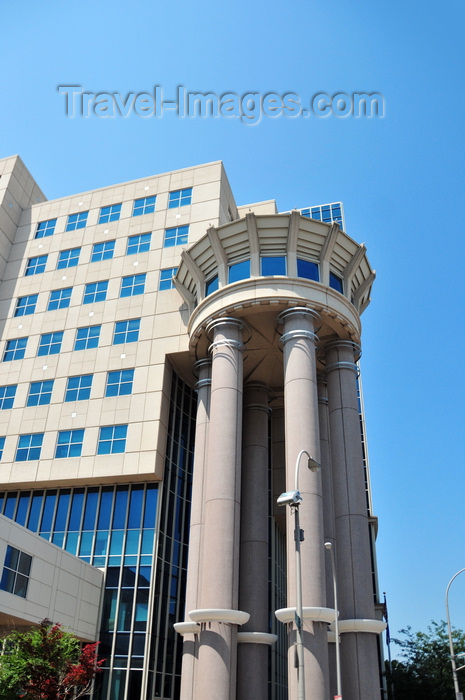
0, 155, 384, 699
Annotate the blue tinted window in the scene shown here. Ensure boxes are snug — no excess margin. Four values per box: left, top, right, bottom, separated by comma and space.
126, 233, 151, 255
261, 256, 286, 276
91, 240, 115, 262
65, 374, 93, 401
27, 381, 54, 407
159, 268, 177, 291
0, 437, 5, 459
74, 326, 101, 351
35, 219, 57, 238
15, 294, 38, 317
106, 369, 135, 397
48, 287, 72, 311
205, 275, 219, 296
0, 385, 17, 410
38, 332, 63, 356
168, 188, 192, 208
228, 259, 250, 284
98, 425, 128, 455
16, 433, 44, 461
0, 545, 32, 598
57, 248, 80, 269
55, 430, 84, 458
3, 337, 27, 362
164, 226, 189, 247
113, 319, 140, 344
133, 196, 156, 216
329, 272, 343, 293
98, 204, 122, 224
83, 280, 108, 304
66, 212, 88, 231
297, 259, 319, 282
120, 274, 146, 298
25, 255, 47, 276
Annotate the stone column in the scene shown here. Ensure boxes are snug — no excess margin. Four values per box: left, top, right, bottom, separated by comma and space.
279, 307, 329, 700
193, 318, 245, 700
237, 383, 273, 700
325, 339, 381, 700
178, 359, 211, 700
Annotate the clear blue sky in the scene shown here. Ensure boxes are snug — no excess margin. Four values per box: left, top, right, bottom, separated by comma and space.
2, 0, 465, 655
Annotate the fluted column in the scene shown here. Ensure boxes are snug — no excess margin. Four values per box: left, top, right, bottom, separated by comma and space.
177, 359, 211, 700
193, 317, 245, 700
325, 339, 381, 700
237, 383, 273, 700
279, 307, 329, 700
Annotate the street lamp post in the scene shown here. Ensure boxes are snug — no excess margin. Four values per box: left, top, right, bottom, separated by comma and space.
277, 449, 321, 700
325, 541, 342, 700
446, 567, 465, 700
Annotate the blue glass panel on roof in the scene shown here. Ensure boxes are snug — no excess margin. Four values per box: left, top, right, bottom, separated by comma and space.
228, 259, 250, 284
297, 258, 319, 281
261, 256, 286, 276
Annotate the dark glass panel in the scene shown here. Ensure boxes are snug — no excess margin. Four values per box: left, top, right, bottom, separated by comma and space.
228, 259, 250, 284
114, 633, 130, 655
261, 256, 286, 276
127, 486, 143, 529
329, 271, 344, 293
297, 258, 319, 282
109, 669, 127, 700
112, 487, 129, 529
40, 491, 57, 532
53, 490, 70, 532
68, 489, 84, 530
205, 275, 218, 296
122, 567, 137, 588
27, 492, 44, 532
127, 670, 142, 697
4, 493, 18, 520
143, 485, 158, 529
97, 487, 114, 530
106, 567, 121, 588
83, 488, 99, 530
15, 493, 30, 527
117, 589, 134, 631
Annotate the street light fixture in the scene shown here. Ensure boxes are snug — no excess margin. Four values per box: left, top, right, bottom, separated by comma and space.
325, 541, 342, 700
446, 567, 465, 700
277, 449, 321, 700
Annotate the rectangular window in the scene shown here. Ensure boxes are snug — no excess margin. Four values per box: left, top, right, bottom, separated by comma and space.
55, 429, 84, 458
132, 196, 156, 216
97, 425, 128, 454
74, 325, 101, 351
65, 374, 93, 401
83, 280, 108, 304
0, 385, 17, 410
37, 331, 63, 356
98, 204, 122, 224
126, 233, 151, 255
35, 218, 57, 238
57, 247, 80, 269
329, 271, 344, 293
113, 319, 140, 345
120, 274, 146, 298
0, 546, 32, 598
297, 259, 319, 282
105, 369, 135, 397
48, 287, 72, 311
3, 338, 27, 362
66, 211, 88, 231
26, 380, 54, 407
159, 268, 177, 291
168, 187, 192, 208
14, 294, 38, 317
164, 225, 189, 247
15, 433, 44, 461
228, 260, 250, 284
25, 254, 47, 276
205, 274, 219, 296
91, 240, 115, 262
261, 256, 286, 276
0, 437, 5, 459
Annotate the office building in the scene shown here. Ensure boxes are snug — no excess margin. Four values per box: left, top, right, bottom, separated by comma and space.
0, 155, 385, 700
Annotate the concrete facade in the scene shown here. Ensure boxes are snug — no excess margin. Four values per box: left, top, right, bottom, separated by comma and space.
0, 155, 384, 700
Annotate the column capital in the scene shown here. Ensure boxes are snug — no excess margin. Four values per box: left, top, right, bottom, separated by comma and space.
206, 317, 245, 354
277, 306, 321, 329
324, 338, 362, 360
206, 316, 245, 336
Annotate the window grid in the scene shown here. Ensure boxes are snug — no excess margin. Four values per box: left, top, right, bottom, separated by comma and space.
105, 369, 135, 397
16, 433, 44, 461
65, 374, 93, 402
132, 196, 156, 216
83, 280, 109, 304
126, 233, 151, 255
48, 287, 72, 311
55, 429, 85, 459
35, 219, 57, 238
91, 240, 116, 262
14, 294, 38, 317
98, 204, 122, 224
3, 338, 27, 362
159, 268, 177, 291
0, 437, 5, 460
27, 380, 54, 407
0, 546, 32, 598
120, 274, 146, 298
113, 319, 140, 345
25, 255, 47, 276
66, 212, 88, 231
37, 332, 63, 356
0, 385, 17, 410
57, 248, 80, 269
168, 187, 192, 208
163, 226, 189, 247
97, 425, 128, 455
74, 326, 101, 351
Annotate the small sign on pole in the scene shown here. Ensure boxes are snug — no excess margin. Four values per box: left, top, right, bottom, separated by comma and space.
334, 696, 342, 700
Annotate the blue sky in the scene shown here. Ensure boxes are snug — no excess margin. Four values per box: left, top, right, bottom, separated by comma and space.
2, 0, 465, 654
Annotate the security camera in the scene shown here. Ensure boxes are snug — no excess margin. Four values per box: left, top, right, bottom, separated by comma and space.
277, 490, 302, 507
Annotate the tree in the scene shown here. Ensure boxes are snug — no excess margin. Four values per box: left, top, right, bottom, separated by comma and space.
0, 618, 104, 700
386, 620, 465, 700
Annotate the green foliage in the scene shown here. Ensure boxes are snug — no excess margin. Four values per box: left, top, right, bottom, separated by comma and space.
0, 619, 103, 699
386, 620, 465, 700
